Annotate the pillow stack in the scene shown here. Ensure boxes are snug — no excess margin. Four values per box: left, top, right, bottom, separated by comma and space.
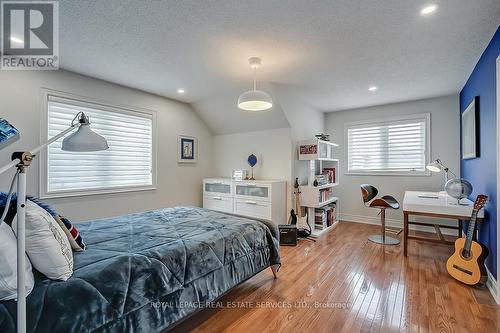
13, 200, 74, 281
0, 222, 34, 301
0, 195, 86, 300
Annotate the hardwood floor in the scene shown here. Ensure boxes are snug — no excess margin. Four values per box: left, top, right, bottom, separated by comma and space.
177, 221, 500, 333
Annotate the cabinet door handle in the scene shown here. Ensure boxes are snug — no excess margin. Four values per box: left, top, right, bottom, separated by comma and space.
212, 197, 222, 200
245, 200, 257, 205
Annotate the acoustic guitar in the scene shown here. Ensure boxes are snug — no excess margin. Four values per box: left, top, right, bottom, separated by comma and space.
289, 178, 311, 237
446, 194, 488, 286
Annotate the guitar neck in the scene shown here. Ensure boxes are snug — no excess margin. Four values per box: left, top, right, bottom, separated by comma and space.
464, 210, 478, 253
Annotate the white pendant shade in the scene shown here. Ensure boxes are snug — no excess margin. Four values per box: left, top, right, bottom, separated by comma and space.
238, 90, 273, 111
62, 124, 109, 152
238, 57, 273, 112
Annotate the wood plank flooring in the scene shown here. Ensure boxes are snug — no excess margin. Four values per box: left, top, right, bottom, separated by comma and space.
175, 221, 500, 333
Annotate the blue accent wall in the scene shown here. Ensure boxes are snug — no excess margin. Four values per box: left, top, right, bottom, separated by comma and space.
460, 26, 500, 278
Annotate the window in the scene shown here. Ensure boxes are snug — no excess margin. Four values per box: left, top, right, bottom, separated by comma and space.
346, 114, 430, 175
41, 91, 156, 198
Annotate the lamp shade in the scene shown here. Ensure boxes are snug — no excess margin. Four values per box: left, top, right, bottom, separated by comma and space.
426, 160, 443, 172
237, 90, 273, 111
62, 124, 109, 152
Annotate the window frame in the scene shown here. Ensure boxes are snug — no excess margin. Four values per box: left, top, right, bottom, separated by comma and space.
344, 113, 431, 176
39, 88, 158, 199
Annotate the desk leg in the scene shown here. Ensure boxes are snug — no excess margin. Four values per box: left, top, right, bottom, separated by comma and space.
458, 220, 462, 238
403, 211, 409, 257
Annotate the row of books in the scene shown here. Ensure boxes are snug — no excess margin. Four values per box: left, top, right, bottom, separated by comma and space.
314, 203, 337, 230
322, 167, 336, 184
318, 188, 333, 203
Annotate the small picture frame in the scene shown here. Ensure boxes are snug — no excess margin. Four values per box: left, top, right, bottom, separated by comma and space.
178, 135, 197, 163
461, 96, 480, 160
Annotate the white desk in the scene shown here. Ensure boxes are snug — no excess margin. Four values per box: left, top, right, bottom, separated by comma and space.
402, 191, 484, 256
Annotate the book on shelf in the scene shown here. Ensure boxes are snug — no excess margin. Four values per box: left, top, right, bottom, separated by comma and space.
318, 188, 333, 202
314, 202, 337, 229
322, 167, 336, 184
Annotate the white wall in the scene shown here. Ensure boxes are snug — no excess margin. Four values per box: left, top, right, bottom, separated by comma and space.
272, 85, 325, 185
212, 128, 293, 212
325, 95, 460, 226
0, 70, 213, 221
213, 128, 292, 180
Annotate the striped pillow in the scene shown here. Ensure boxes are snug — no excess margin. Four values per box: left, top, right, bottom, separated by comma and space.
54, 216, 86, 252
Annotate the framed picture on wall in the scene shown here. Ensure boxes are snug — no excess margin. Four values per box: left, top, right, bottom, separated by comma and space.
461, 96, 480, 160
178, 135, 197, 163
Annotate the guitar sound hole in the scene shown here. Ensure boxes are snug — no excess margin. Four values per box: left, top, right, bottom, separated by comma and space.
461, 249, 470, 259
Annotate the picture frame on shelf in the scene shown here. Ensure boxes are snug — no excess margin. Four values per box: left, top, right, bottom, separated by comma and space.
178, 135, 197, 163
461, 96, 480, 160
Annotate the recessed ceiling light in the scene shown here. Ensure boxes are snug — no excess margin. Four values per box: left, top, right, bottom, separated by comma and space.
421, 4, 437, 15
177, 89, 185, 94
10, 36, 23, 44
368, 86, 378, 92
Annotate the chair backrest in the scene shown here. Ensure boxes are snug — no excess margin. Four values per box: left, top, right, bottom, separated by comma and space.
361, 184, 378, 204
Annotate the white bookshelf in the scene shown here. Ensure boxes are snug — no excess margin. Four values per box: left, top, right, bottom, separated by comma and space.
297, 139, 340, 237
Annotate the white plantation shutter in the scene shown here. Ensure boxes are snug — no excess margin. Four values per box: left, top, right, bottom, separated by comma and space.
45, 95, 155, 195
347, 114, 429, 174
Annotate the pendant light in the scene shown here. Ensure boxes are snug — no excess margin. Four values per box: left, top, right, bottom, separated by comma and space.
237, 57, 273, 111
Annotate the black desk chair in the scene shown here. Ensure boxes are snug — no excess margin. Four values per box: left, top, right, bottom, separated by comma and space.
360, 184, 401, 245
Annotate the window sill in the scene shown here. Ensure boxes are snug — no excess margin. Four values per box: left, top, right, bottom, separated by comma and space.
345, 171, 431, 177
39, 185, 157, 199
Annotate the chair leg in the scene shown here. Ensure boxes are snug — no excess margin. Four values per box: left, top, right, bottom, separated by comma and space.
381, 208, 386, 243
368, 208, 400, 245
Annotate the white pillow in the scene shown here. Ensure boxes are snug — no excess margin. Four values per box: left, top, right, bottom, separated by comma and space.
13, 200, 73, 281
0, 222, 35, 300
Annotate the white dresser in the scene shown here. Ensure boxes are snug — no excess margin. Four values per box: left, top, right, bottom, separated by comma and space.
203, 178, 287, 225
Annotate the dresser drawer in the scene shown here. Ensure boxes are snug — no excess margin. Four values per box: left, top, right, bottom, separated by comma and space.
203, 195, 233, 213
203, 179, 232, 197
234, 183, 271, 201
234, 199, 272, 220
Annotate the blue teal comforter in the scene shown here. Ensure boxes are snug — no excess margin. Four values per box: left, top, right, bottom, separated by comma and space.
0, 207, 281, 332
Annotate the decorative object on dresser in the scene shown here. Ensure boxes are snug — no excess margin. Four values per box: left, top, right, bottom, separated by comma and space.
178, 135, 197, 163
446, 194, 488, 286
232, 169, 248, 181
0, 118, 20, 150
461, 96, 480, 160
203, 178, 286, 225
247, 154, 258, 180
297, 138, 340, 237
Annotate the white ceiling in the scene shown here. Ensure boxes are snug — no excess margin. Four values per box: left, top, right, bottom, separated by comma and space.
59, 0, 500, 134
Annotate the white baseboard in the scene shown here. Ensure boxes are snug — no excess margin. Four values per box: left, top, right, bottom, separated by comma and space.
340, 213, 457, 236
486, 267, 499, 304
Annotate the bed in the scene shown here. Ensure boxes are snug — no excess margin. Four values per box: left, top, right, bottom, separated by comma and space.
0, 206, 281, 332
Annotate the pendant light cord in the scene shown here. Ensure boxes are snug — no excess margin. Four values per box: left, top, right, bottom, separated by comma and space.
253, 67, 257, 91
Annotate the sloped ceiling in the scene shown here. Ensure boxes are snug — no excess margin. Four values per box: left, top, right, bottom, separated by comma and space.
57, 0, 500, 134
